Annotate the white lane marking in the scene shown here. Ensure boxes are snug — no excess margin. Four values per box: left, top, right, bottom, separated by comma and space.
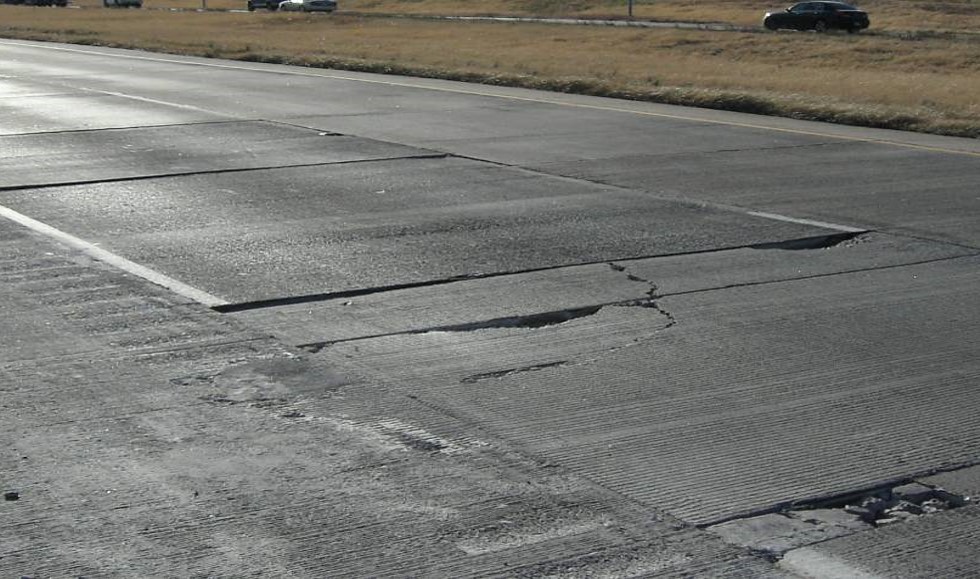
76, 86, 231, 116
0, 204, 229, 308
2, 40, 979, 158
747, 211, 866, 233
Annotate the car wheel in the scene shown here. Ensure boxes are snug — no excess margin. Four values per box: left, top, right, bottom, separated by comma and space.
763, 18, 777, 31
847, 26, 859, 34
813, 20, 828, 32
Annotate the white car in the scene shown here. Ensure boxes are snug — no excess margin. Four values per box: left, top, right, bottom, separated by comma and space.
278, 0, 336, 11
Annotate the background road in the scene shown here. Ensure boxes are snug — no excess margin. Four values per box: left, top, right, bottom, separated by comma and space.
2, 39, 979, 577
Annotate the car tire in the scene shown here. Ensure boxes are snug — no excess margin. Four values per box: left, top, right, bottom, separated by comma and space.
763, 18, 777, 30
813, 20, 828, 32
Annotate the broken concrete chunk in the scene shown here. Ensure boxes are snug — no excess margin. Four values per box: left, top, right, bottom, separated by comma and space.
933, 488, 970, 508
891, 482, 935, 504
885, 500, 923, 516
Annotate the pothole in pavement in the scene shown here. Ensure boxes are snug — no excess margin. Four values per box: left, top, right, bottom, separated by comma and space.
706, 479, 972, 558
830, 482, 968, 526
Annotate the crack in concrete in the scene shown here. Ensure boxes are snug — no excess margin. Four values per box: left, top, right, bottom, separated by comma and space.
461, 361, 570, 384
0, 153, 448, 193
425, 306, 603, 333
707, 476, 974, 566
661, 253, 980, 301
705, 461, 980, 529
608, 262, 676, 328
215, 231, 897, 315
0, 118, 251, 138
750, 231, 866, 251
298, 297, 670, 353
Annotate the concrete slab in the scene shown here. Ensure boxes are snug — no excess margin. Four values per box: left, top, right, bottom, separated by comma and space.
543, 140, 980, 247
318, 255, 980, 526
0, 218, 785, 578
230, 233, 971, 346
920, 465, 980, 501
0, 156, 834, 304
288, 110, 835, 166
0, 120, 433, 189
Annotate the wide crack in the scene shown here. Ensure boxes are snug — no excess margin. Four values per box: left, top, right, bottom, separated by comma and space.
750, 231, 867, 251
424, 305, 603, 333
461, 361, 570, 384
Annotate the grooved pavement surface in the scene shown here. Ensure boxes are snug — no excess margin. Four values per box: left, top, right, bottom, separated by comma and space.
320, 252, 980, 526
781, 504, 980, 578
0, 220, 787, 577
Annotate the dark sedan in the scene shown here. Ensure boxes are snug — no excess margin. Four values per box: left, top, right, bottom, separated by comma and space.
764, 2, 870, 33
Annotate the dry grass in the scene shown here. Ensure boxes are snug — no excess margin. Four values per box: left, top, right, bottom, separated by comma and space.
339, 0, 980, 33
61, 0, 980, 33
2, 4, 979, 136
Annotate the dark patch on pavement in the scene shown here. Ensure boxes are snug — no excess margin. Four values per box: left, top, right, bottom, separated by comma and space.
461, 361, 570, 384
172, 356, 352, 406
395, 432, 448, 453
297, 297, 673, 353
751, 231, 869, 251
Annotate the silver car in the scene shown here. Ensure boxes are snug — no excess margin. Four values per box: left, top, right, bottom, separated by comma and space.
278, 0, 336, 11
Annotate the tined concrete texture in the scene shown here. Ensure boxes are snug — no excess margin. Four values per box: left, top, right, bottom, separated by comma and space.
780, 504, 980, 578
0, 223, 787, 577
322, 255, 980, 526
921, 465, 980, 500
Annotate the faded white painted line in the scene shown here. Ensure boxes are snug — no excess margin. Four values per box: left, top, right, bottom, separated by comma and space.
0, 204, 229, 308
76, 86, 231, 117
747, 210, 867, 233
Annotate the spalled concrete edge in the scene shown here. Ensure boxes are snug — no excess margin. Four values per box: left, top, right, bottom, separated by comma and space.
706, 467, 977, 578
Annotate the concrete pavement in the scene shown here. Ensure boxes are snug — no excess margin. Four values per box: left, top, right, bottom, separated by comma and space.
2, 38, 979, 577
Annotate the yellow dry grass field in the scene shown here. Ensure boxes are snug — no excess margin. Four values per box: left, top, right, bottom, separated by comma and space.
1, 3, 979, 136
91, 0, 980, 33
341, 0, 980, 33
